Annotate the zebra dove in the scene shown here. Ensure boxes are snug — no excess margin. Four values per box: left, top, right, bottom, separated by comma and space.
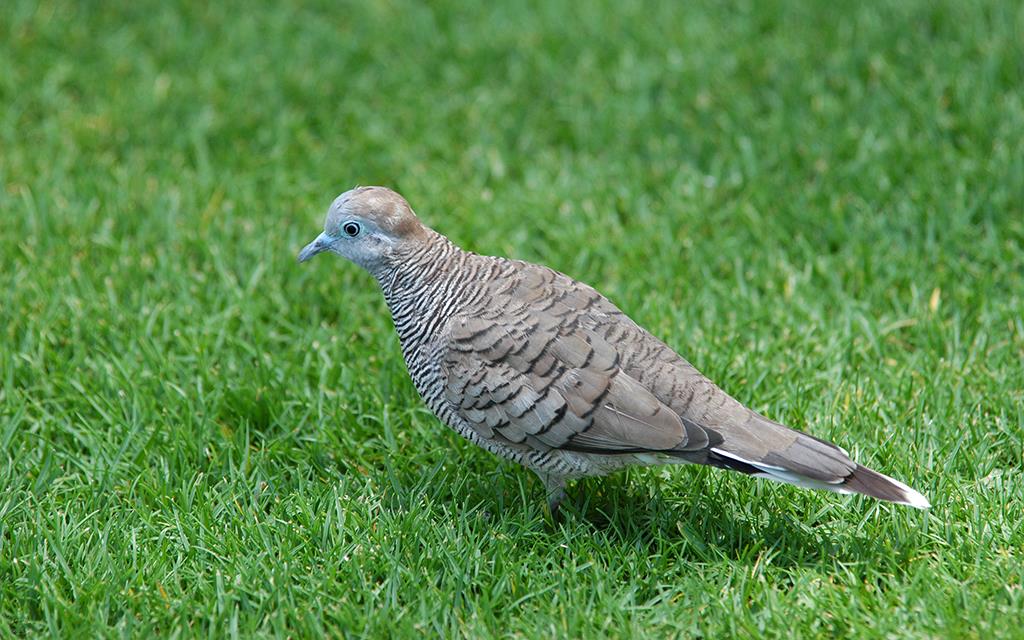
298, 186, 930, 513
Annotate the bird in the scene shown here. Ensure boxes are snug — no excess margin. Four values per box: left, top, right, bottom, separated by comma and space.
298, 186, 930, 515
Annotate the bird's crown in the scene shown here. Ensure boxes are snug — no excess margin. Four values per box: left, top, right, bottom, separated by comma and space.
327, 186, 425, 239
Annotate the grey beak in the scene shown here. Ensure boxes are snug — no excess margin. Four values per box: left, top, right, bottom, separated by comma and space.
298, 232, 333, 263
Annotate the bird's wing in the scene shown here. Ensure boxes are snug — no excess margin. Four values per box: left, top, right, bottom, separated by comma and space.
439, 267, 710, 454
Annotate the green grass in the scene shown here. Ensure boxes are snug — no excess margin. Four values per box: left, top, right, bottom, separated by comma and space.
2, 0, 1023, 636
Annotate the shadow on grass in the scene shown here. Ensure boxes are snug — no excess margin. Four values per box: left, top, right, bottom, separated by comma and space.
561, 474, 911, 570
367, 439, 924, 576
396, 464, 910, 571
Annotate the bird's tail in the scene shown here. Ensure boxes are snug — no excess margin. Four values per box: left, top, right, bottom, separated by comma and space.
692, 413, 930, 509
734, 455, 931, 509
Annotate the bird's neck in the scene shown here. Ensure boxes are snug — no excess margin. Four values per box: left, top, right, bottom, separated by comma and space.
374, 230, 472, 345
373, 229, 458, 294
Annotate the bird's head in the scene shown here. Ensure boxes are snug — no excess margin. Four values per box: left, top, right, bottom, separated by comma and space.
297, 186, 427, 272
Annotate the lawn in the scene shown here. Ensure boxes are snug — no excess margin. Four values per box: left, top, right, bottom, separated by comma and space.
2, 0, 1023, 637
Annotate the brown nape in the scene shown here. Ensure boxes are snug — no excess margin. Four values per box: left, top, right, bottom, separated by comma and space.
350, 186, 427, 239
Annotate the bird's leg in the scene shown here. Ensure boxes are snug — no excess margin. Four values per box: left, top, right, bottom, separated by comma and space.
541, 473, 567, 518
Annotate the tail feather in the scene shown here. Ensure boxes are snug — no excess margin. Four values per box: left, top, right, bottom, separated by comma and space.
707, 440, 930, 509
842, 464, 931, 509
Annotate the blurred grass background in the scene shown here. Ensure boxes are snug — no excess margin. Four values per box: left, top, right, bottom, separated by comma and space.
2, 0, 1023, 637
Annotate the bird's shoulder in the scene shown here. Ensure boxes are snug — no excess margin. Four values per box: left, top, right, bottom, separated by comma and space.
464, 255, 626, 324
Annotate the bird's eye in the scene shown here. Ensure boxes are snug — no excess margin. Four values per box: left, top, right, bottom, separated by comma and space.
342, 222, 361, 237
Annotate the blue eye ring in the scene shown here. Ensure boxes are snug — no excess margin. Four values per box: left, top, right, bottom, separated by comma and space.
342, 221, 361, 237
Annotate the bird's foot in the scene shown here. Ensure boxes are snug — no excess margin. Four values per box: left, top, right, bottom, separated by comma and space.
548, 488, 567, 519
542, 474, 568, 522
